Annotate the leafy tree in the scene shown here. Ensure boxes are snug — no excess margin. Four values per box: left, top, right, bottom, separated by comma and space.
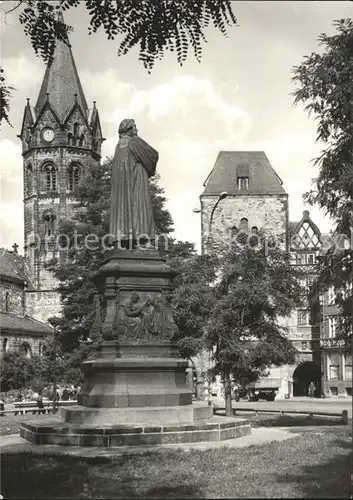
0, 352, 42, 392
170, 253, 218, 359
205, 236, 303, 415
1, 0, 237, 126
292, 19, 353, 341
0, 68, 14, 127
39, 335, 67, 388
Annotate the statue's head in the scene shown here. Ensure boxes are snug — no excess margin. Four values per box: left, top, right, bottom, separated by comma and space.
118, 118, 137, 137
131, 291, 139, 303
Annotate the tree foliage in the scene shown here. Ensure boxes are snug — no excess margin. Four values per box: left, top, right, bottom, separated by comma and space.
0, 352, 42, 392
170, 252, 218, 359
292, 19, 353, 340
1, 0, 237, 126
0, 68, 15, 128
205, 236, 303, 414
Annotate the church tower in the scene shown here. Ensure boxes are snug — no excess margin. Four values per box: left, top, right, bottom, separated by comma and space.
19, 11, 104, 324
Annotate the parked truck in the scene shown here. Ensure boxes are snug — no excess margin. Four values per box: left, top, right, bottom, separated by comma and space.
245, 378, 280, 402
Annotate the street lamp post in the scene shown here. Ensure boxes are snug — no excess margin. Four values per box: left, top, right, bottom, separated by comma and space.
193, 191, 227, 254
193, 192, 228, 403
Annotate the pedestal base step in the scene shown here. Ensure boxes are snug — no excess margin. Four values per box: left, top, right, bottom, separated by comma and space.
61, 401, 212, 426
20, 416, 251, 447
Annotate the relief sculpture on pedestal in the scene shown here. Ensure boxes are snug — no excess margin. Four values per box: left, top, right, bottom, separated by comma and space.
113, 290, 178, 343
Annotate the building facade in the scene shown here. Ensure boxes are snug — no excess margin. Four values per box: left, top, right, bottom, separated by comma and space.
19, 11, 103, 324
320, 286, 352, 397
197, 150, 350, 398
0, 248, 53, 358
287, 211, 322, 397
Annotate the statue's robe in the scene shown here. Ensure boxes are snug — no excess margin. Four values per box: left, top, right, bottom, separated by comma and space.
110, 134, 158, 244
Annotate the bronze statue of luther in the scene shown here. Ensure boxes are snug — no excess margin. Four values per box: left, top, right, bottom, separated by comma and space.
109, 119, 159, 249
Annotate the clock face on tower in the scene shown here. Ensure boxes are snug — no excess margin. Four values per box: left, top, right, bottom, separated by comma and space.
42, 128, 55, 143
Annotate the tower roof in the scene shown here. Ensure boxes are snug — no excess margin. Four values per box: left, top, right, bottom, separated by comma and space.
201, 151, 286, 196
35, 11, 88, 122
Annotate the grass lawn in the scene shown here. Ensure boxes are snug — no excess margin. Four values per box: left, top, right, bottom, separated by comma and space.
244, 413, 349, 427
1, 425, 351, 499
0, 412, 52, 436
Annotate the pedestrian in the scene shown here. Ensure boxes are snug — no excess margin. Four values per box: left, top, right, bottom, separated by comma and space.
15, 392, 23, 402
36, 394, 45, 414
62, 388, 70, 401
308, 381, 315, 398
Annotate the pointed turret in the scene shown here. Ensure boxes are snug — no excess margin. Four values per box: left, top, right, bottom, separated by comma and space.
19, 7, 104, 325
35, 10, 88, 122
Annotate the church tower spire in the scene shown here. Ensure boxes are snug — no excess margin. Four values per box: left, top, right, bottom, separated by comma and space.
19, 9, 104, 324
35, 10, 88, 122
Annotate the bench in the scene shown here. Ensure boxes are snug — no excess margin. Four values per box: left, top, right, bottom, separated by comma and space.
0, 400, 78, 416
213, 406, 349, 424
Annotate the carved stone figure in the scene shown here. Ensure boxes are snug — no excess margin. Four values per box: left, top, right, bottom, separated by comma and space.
117, 291, 150, 340
147, 295, 165, 338
110, 119, 159, 248
114, 291, 178, 343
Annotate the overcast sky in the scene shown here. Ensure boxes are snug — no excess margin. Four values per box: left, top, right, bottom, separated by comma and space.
1, 0, 352, 252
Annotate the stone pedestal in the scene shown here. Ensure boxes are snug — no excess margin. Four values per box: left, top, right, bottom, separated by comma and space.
20, 248, 252, 446
78, 248, 193, 415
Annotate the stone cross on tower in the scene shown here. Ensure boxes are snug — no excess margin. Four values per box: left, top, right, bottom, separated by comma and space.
12, 243, 19, 254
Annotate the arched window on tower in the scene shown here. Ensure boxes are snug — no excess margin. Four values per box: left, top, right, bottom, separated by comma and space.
3, 338, 8, 354
43, 211, 56, 237
26, 164, 33, 195
42, 163, 57, 192
68, 164, 81, 192
239, 218, 249, 233
5, 292, 10, 313
73, 122, 80, 145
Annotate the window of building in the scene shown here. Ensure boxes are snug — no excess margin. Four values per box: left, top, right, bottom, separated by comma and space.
38, 342, 43, 357
328, 316, 337, 338
344, 364, 352, 380
68, 164, 81, 191
307, 253, 315, 264
43, 211, 56, 237
73, 122, 79, 139
26, 165, 33, 195
346, 387, 352, 396
301, 341, 307, 350
237, 177, 249, 190
5, 292, 10, 313
328, 286, 335, 305
297, 310, 307, 326
329, 365, 339, 379
330, 386, 338, 396
296, 254, 305, 265
43, 164, 57, 191
307, 276, 314, 289
3, 338, 8, 353
19, 342, 32, 359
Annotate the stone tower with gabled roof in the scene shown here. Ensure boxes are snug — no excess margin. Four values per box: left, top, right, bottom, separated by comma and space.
19, 10, 104, 324
200, 151, 288, 254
